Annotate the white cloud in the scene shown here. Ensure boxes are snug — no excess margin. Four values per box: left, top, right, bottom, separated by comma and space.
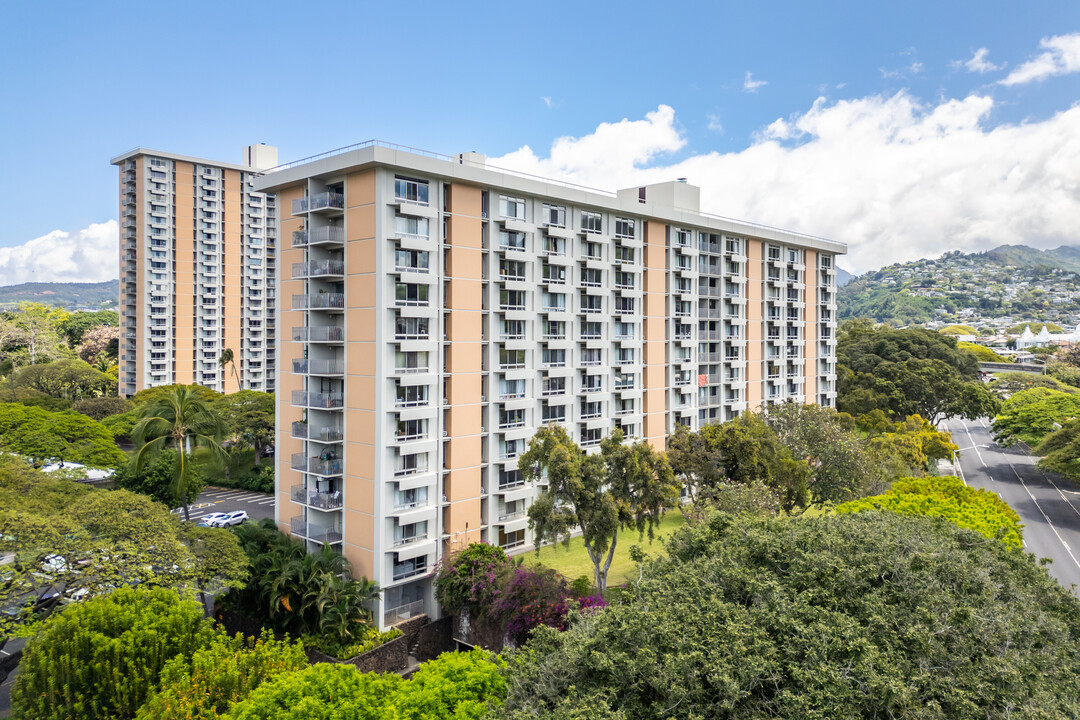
0, 220, 118, 286
1000, 33, 1080, 85
707, 114, 724, 133
541, 96, 553, 109
489, 97, 1080, 274
743, 72, 767, 92
960, 47, 1003, 73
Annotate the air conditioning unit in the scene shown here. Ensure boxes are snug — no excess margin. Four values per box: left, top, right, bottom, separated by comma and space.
481, 212, 488, 219
481, 426, 486, 433
442, 430, 448, 437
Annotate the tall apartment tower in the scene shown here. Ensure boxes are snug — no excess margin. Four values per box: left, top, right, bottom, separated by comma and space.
255, 143, 844, 628
111, 145, 279, 397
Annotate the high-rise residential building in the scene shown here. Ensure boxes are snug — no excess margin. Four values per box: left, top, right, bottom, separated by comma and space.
112, 144, 280, 397
255, 142, 844, 628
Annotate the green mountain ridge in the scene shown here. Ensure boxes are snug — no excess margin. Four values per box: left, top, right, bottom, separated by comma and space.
838, 244, 1080, 326
0, 280, 119, 308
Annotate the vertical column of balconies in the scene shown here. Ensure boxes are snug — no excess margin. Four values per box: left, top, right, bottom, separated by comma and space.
288, 181, 346, 549
242, 177, 270, 391
696, 233, 724, 423
669, 228, 697, 427
817, 254, 838, 405
119, 158, 140, 396
721, 237, 749, 419
385, 176, 439, 622
612, 218, 644, 442
193, 163, 226, 389
762, 244, 807, 404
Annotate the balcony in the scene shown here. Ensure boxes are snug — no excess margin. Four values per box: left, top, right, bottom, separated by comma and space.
498, 510, 526, 522
291, 453, 343, 476
393, 533, 429, 548
293, 326, 344, 343
291, 391, 344, 409
290, 516, 342, 544
293, 293, 345, 311
384, 599, 425, 627
392, 558, 428, 582
292, 226, 345, 247
292, 260, 345, 279
292, 358, 345, 375
293, 192, 344, 214
291, 485, 344, 510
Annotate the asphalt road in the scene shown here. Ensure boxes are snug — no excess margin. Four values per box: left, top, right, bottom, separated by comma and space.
945, 416, 1080, 595
177, 487, 276, 524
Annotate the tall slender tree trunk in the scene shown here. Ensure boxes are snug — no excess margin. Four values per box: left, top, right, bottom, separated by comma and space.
181, 434, 192, 522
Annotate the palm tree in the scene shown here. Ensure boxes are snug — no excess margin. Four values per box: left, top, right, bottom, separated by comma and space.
130, 385, 228, 521
219, 348, 241, 392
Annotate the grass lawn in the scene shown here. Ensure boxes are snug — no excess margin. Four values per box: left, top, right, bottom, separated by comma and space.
520, 511, 687, 586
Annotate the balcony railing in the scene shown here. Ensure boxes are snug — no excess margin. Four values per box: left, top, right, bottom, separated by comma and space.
292, 226, 345, 247
291, 391, 344, 409
293, 326, 344, 342
384, 599, 425, 627
290, 516, 342, 543
393, 560, 428, 582
393, 533, 429, 548
293, 293, 345, 311
293, 192, 344, 214
291, 485, 343, 510
292, 260, 345, 279
499, 510, 526, 522
292, 358, 345, 375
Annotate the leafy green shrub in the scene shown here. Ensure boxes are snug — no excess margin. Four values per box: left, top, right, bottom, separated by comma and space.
223, 649, 505, 720
434, 542, 513, 615
135, 629, 307, 720
11, 587, 214, 720
836, 475, 1023, 547
569, 575, 593, 597
303, 627, 402, 660
101, 409, 137, 442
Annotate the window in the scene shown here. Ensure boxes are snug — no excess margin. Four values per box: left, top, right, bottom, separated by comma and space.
395, 452, 427, 476
615, 373, 635, 390
580, 322, 602, 339
395, 384, 428, 406
615, 297, 635, 315
501, 438, 525, 459
499, 378, 525, 399
617, 348, 635, 364
395, 248, 429, 272
581, 211, 602, 234
543, 320, 565, 339
543, 236, 565, 256
675, 229, 691, 247
768, 245, 781, 260
581, 268, 602, 287
396, 419, 427, 441
499, 231, 526, 250
542, 292, 565, 311
542, 204, 566, 227
541, 403, 566, 423
394, 177, 430, 204
394, 520, 428, 545
583, 240, 602, 259
580, 428, 602, 447
788, 248, 800, 263
499, 348, 526, 369
499, 259, 526, 280
615, 246, 635, 264
501, 319, 525, 339
395, 351, 428, 373
499, 469, 524, 490
580, 294, 602, 313
499, 408, 525, 429
542, 347, 565, 367
580, 400, 602, 419
615, 271, 634, 289
616, 398, 635, 415
582, 374, 602, 392
614, 218, 635, 239
725, 237, 741, 255
615, 322, 635, 339
394, 486, 426, 511
499, 288, 526, 310
395, 283, 429, 306
542, 376, 566, 396
581, 348, 601, 366
542, 262, 566, 284
395, 215, 429, 238
499, 196, 526, 220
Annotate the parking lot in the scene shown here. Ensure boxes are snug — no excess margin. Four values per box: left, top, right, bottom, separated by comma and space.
180, 487, 276, 524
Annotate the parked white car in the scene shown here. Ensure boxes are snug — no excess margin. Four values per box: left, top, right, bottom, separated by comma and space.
210, 511, 249, 527
196, 512, 231, 527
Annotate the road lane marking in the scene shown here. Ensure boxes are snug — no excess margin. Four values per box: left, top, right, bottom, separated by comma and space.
1004, 457, 1080, 570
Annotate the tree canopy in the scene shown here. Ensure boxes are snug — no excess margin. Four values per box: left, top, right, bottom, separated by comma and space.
992, 386, 1080, 446
837, 324, 998, 423
520, 427, 678, 595
499, 511, 1080, 719
0, 458, 247, 632
0, 401, 125, 467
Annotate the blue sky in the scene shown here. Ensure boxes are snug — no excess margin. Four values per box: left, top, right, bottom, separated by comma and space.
1, 0, 1078, 282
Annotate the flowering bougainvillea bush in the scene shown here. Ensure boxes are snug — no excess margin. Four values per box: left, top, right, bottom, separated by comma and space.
435, 543, 608, 647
